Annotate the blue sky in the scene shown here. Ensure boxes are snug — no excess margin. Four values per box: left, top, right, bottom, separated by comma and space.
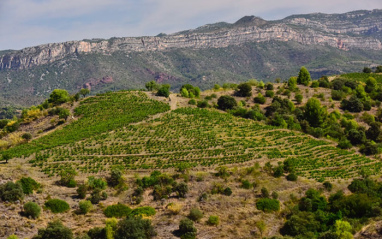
0, 0, 381, 50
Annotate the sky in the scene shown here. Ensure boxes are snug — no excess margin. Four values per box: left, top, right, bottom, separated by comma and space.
0, 0, 381, 51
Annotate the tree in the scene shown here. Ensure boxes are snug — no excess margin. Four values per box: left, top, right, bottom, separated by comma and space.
254, 93, 266, 104
156, 84, 170, 97
363, 67, 372, 73
79, 88, 90, 98
114, 215, 156, 239
2, 152, 11, 163
334, 220, 353, 239
236, 83, 252, 97
48, 89, 71, 105
217, 95, 237, 111
375, 65, 382, 73
288, 77, 297, 90
174, 182, 188, 198
295, 94, 303, 104
256, 220, 266, 239
58, 108, 70, 120
297, 67, 311, 86
32, 220, 73, 239
145, 81, 159, 91
0, 181, 24, 202
304, 98, 327, 127
341, 96, 364, 112
366, 122, 381, 141
347, 129, 366, 145
178, 218, 197, 239
108, 168, 122, 187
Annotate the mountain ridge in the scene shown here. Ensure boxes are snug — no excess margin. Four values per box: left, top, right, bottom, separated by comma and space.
1, 9, 382, 107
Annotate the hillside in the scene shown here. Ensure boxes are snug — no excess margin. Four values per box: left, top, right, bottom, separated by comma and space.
1, 9, 382, 107
2, 70, 382, 238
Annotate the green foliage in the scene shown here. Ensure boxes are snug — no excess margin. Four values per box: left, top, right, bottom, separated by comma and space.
363, 67, 372, 73
256, 198, 280, 212
48, 89, 71, 105
59, 168, 77, 187
174, 182, 189, 198
22, 132, 32, 141
323, 182, 333, 191
265, 90, 275, 98
32, 220, 73, 239
261, 187, 270, 198
217, 95, 237, 110
145, 81, 159, 91
341, 96, 364, 112
207, 215, 219, 226
156, 84, 171, 97
0, 181, 24, 202
236, 83, 252, 97
188, 99, 196, 105
87, 176, 107, 190
131, 206, 156, 217
295, 94, 303, 104
337, 138, 352, 149
17, 177, 40, 195
7, 235, 19, 239
79, 88, 90, 98
286, 173, 298, 181
297, 67, 311, 86
114, 215, 156, 239
178, 218, 197, 239
44, 199, 70, 213
108, 168, 123, 187
254, 93, 266, 104
77, 184, 88, 199
241, 180, 252, 189
58, 108, 70, 120
288, 77, 297, 90
304, 98, 327, 127
104, 204, 132, 218
79, 200, 92, 214
180, 84, 200, 98
24, 202, 41, 219
197, 100, 209, 108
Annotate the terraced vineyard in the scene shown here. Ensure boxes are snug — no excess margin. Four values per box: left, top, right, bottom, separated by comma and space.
7, 91, 170, 157
27, 103, 382, 181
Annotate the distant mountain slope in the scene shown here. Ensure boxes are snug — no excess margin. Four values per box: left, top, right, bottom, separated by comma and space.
1, 9, 382, 107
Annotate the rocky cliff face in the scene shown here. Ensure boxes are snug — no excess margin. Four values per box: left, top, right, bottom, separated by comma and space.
1, 9, 382, 70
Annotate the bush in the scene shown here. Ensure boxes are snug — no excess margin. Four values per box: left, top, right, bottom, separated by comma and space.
48, 89, 71, 105
104, 203, 132, 218
223, 187, 232, 196
87, 176, 107, 190
114, 215, 156, 239
256, 198, 280, 212
261, 187, 269, 198
90, 189, 103, 204
265, 90, 274, 98
79, 200, 92, 214
236, 83, 252, 97
0, 181, 24, 202
323, 182, 333, 191
45, 199, 70, 213
32, 220, 73, 239
241, 180, 252, 189
76, 184, 88, 199
22, 133, 32, 141
207, 215, 219, 226
295, 94, 303, 104
217, 95, 237, 111
254, 93, 266, 104
59, 168, 77, 187
17, 177, 40, 195
108, 168, 123, 187
131, 206, 156, 217
156, 84, 171, 97
286, 173, 298, 181
178, 218, 197, 239
174, 182, 188, 198
24, 202, 41, 219
337, 138, 352, 149
188, 208, 203, 222
197, 100, 209, 108
188, 99, 196, 105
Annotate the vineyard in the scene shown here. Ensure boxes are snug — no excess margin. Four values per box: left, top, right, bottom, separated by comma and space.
20, 94, 382, 181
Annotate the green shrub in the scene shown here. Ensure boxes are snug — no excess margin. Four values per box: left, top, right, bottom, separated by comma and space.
207, 215, 219, 226
241, 180, 252, 189
17, 177, 40, 195
323, 181, 333, 191
79, 200, 92, 214
131, 206, 156, 217
256, 198, 280, 212
76, 184, 88, 199
223, 187, 232, 196
108, 168, 122, 187
104, 203, 132, 218
32, 220, 73, 239
115, 215, 156, 239
24, 202, 41, 219
7, 235, 19, 239
197, 100, 209, 108
87, 176, 107, 190
44, 199, 70, 213
187, 208, 203, 222
0, 181, 24, 202
286, 173, 298, 181
179, 218, 197, 239
59, 168, 77, 187
188, 99, 196, 105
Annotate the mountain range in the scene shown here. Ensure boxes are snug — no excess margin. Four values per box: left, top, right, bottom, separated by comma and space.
1, 9, 382, 107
